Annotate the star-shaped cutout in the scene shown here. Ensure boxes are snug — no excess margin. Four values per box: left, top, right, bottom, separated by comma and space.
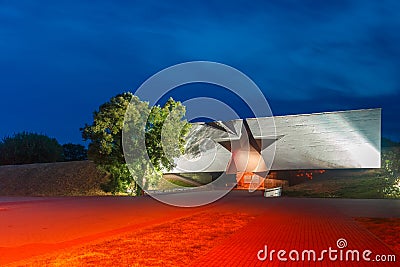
206, 119, 283, 191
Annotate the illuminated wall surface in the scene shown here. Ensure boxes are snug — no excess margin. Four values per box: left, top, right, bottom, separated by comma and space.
169, 109, 381, 173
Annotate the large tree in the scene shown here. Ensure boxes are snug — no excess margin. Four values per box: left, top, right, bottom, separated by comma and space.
81, 92, 190, 195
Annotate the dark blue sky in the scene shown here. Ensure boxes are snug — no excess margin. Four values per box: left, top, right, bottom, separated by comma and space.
1, 0, 400, 144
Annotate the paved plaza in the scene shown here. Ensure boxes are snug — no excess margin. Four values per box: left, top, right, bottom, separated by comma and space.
0, 191, 399, 266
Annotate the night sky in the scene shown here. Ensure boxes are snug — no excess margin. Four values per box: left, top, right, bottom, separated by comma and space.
1, 0, 400, 144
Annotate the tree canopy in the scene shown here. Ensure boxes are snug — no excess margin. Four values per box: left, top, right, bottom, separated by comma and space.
81, 92, 190, 195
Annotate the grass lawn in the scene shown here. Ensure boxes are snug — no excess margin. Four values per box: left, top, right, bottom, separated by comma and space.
283, 170, 392, 198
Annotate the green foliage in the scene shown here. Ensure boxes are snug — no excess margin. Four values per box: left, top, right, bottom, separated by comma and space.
0, 132, 63, 165
63, 143, 87, 161
381, 146, 400, 198
81, 93, 135, 194
81, 93, 190, 195
146, 98, 191, 171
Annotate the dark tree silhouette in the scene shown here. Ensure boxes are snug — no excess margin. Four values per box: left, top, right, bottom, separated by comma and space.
0, 132, 63, 165
63, 143, 87, 161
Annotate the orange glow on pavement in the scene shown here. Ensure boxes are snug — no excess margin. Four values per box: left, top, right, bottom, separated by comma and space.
1, 194, 398, 266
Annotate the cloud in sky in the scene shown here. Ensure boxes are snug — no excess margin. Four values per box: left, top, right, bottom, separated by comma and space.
0, 0, 399, 143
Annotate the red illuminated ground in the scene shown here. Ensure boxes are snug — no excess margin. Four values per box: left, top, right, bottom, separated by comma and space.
0, 192, 399, 266
355, 218, 400, 256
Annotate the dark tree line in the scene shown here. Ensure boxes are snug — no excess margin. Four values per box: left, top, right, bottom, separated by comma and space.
0, 132, 87, 165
